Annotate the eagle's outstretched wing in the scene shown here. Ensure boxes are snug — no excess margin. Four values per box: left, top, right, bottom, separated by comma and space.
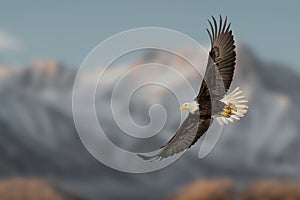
197, 15, 236, 103
138, 16, 236, 161
138, 114, 212, 160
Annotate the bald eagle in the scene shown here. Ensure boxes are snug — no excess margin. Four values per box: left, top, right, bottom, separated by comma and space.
138, 16, 248, 160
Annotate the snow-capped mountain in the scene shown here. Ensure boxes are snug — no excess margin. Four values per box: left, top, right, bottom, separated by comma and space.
0, 47, 299, 200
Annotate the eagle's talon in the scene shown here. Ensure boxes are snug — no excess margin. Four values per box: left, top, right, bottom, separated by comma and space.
221, 103, 233, 117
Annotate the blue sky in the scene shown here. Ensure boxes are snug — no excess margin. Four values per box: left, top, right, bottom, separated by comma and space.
0, 1, 299, 70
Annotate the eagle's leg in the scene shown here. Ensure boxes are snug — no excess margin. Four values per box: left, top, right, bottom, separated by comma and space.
220, 103, 237, 117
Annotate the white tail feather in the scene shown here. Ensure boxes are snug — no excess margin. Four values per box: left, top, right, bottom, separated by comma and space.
216, 87, 248, 125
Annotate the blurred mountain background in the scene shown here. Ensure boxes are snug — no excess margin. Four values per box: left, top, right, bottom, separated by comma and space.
1, 1, 300, 200
0, 45, 300, 199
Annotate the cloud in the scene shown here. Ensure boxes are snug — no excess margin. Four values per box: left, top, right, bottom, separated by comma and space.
0, 30, 23, 50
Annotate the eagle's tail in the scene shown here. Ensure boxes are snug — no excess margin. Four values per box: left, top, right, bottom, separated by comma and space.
216, 87, 248, 125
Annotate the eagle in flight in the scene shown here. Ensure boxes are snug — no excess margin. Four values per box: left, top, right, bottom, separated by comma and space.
138, 16, 248, 160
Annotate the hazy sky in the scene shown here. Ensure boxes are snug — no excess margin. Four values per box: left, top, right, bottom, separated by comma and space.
0, 1, 299, 70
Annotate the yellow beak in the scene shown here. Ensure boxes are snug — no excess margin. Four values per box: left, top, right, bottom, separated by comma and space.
180, 105, 185, 111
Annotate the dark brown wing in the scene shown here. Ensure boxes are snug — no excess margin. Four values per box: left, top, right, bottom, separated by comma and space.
197, 16, 236, 103
138, 114, 212, 160
191, 16, 236, 146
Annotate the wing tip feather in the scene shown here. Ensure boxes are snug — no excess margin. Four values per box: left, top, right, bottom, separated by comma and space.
137, 153, 158, 161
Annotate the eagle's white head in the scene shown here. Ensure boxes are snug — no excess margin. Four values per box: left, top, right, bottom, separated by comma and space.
180, 101, 199, 114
